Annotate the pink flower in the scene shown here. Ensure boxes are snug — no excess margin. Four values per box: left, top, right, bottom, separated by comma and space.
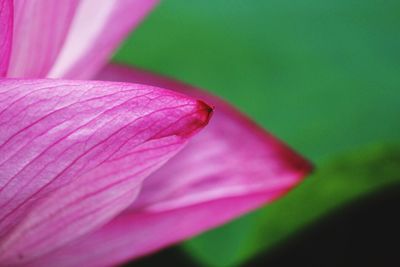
0, 1, 312, 266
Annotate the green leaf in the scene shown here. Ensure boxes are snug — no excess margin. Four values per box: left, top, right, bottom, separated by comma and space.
114, 0, 400, 162
183, 143, 400, 266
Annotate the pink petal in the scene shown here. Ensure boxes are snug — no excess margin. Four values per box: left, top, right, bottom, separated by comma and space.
6, 0, 80, 78
6, 0, 158, 79
0, 78, 212, 265
47, 0, 159, 79
29, 193, 286, 267
24, 65, 311, 267
0, 0, 13, 77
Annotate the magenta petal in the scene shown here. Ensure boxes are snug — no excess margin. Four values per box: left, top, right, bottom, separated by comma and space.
6, 0, 157, 79
23, 65, 312, 267
47, 0, 159, 79
0, 79, 211, 265
6, 0, 80, 78
0, 0, 12, 77
28, 193, 285, 267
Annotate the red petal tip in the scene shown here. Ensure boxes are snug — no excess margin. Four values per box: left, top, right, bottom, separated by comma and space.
196, 99, 214, 126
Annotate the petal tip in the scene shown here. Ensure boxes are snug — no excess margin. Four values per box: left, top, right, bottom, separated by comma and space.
152, 99, 213, 139
176, 99, 213, 138
196, 99, 214, 126
293, 155, 314, 178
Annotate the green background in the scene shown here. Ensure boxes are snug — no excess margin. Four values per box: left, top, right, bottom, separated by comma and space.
114, 0, 400, 266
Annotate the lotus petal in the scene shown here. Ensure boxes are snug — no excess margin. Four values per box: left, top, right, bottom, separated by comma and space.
6, 0, 80, 78
0, 78, 211, 265
0, 0, 13, 77
47, 0, 159, 79
5, 0, 158, 79
23, 64, 311, 267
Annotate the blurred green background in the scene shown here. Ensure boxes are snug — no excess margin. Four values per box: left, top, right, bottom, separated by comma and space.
114, 0, 400, 266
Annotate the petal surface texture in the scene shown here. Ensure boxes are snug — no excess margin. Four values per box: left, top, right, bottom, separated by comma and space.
6, 0, 80, 78
25, 65, 312, 267
47, 0, 159, 79
0, 0, 13, 77
6, 0, 158, 79
0, 78, 211, 265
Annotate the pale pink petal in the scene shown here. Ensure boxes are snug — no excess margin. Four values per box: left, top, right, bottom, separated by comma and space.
0, 0, 13, 77
28, 193, 286, 267
23, 65, 311, 267
7, 0, 80, 78
0, 78, 212, 265
48, 0, 159, 79
6, 0, 157, 79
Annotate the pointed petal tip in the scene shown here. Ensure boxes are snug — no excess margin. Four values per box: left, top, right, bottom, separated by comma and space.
285, 158, 314, 193
288, 150, 313, 177
196, 99, 214, 126
161, 99, 213, 139
187, 99, 214, 137
292, 151, 314, 180
278, 148, 313, 193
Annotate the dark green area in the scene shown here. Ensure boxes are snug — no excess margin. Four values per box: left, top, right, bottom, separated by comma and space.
113, 0, 400, 266
184, 144, 400, 266
114, 0, 400, 161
